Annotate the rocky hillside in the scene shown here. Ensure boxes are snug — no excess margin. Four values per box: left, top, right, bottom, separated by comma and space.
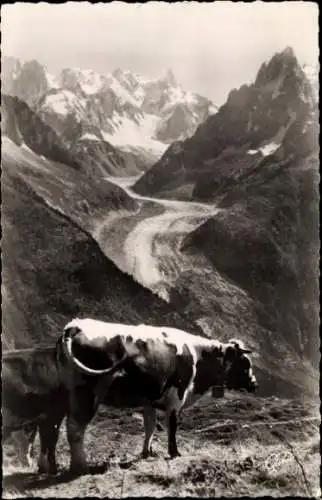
134, 48, 318, 198
1, 94, 150, 178
2, 57, 217, 169
1, 156, 202, 351
2, 94, 81, 170
182, 148, 319, 363
131, 48, 319, 390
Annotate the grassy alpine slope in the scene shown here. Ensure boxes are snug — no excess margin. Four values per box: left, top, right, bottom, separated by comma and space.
3, 395, 320, 498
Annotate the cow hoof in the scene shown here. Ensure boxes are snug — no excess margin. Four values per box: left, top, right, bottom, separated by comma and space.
48, 465, 58, 475
169, 451, 181, 459
38, 465, 57, 475
141, 448, 158, 459
38, 457, 58, 475
27, 458, 35, 469
38, 460, 50, 474
69, 463, 88, 476
38, 466, 48, 474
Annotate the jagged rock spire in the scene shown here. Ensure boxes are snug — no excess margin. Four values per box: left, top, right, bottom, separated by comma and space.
165, 68, 177, 87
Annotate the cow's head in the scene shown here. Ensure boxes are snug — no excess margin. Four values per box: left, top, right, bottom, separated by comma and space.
223, 339, 258, 393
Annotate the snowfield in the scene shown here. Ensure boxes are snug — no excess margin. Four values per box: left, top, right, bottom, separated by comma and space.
42, 90, 85, 118
107, 75, 142, 108
63, 68, 106, 95
260, 142, 281, 156
45, 71, 60, 90
248, 142, 281, 156
101, 115, 167, 156
80, 132, 102, 141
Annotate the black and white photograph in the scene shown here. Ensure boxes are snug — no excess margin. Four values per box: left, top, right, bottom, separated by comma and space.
1, 2, 320, 497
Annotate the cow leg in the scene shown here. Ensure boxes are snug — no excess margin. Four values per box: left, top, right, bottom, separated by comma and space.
38, 417, 63, 474
46, 415, 64, 474
166, 408, 181, 458
162, 388, 183, 459
141, 406, 157, 458
46, 422, 62, 474
10, 427, 35, 469
26, 439, 35, 468
25, 426, 37, 468
94, 373, 122, 408
38, 423, 54, 474
67, 385, 98, 474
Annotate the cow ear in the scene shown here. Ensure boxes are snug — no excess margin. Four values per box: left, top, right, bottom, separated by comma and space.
224, 345, 238, 361
228, 339, 253, 355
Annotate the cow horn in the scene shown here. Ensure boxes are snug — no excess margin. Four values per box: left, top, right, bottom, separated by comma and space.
229, 340, 253, 355
64, 335, 127, 376
240, 348, 252, 354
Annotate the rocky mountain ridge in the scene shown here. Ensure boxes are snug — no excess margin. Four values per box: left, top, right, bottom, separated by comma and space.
2, 56, 217, 164
131, 47, 319, 377
133, 47, 318, 199
2, 157, 202, 351
1, 94, 146, 178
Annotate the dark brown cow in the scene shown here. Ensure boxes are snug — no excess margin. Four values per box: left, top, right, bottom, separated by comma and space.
2, 346, 68, 473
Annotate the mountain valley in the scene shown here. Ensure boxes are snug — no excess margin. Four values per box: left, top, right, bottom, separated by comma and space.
2, 45, 320, 498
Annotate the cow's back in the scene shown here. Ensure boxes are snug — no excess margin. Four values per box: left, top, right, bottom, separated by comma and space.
3, 346, 60, 394
2, 345, 67, 432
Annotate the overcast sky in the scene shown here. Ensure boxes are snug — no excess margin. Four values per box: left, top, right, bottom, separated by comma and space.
1, 2, 319, 104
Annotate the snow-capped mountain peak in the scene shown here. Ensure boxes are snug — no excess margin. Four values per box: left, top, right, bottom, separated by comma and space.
164, 68, 177, 87
302, 63, 319, 101
163, 85, 197, 113
45, 71, 60, 90
134, 47, 318, 198
60, 67, 107, 95
42, 89, 85, 118
302, 63, 319, 80
112, 68, 139, 90
105, 73, 142, 108
3, 57, 217, 160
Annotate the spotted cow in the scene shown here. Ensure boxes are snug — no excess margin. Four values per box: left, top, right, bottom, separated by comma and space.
61, 318, 258, 471
3, 320, 257, 475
